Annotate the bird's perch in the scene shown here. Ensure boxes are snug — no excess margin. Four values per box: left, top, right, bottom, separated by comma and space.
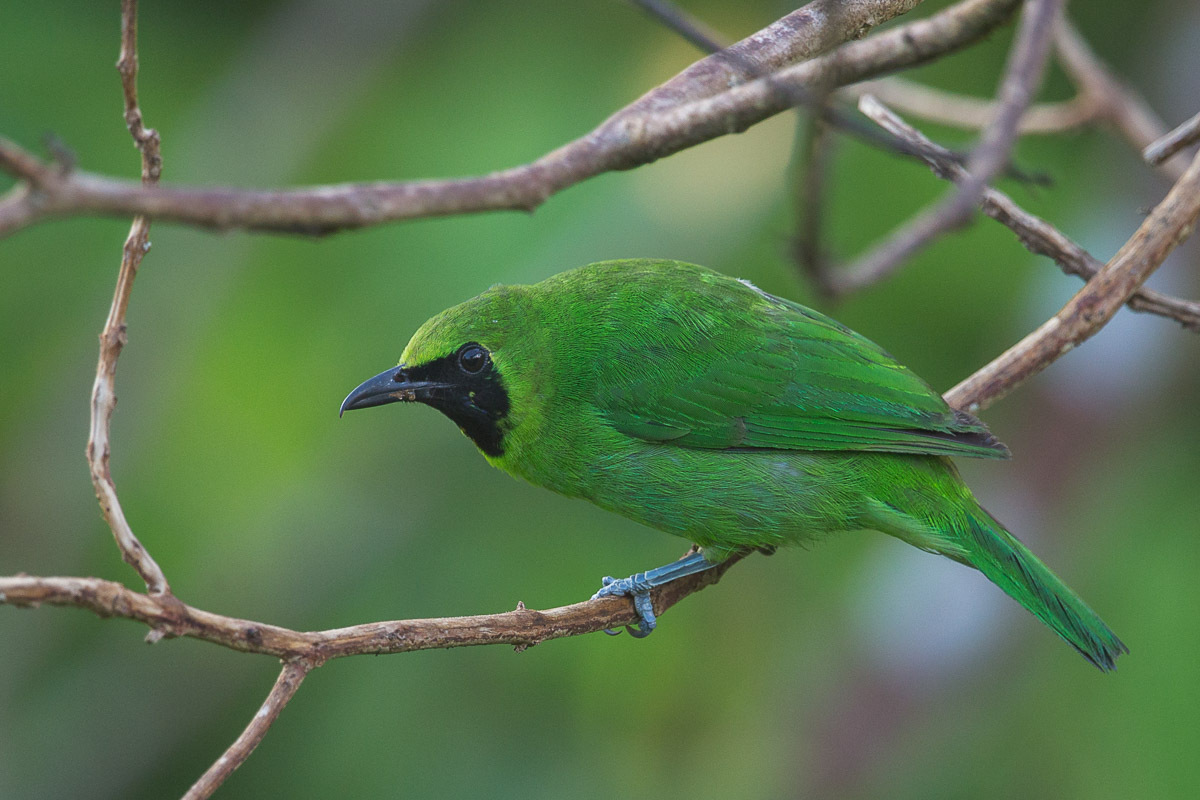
0, 0, 1008, 237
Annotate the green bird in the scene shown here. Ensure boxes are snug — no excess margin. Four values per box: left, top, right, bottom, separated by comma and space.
341, 259, 1126, 670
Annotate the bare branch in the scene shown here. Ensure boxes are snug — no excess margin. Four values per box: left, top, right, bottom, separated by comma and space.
946, 146, 1200, 411
961, 0, 1062, 182
116, 0, 161, 183
829, 0, 1062, 295
0, 135, 55, 184
5, 552, 736, 800
86, 0, 169, 595
634, 0, 1032, 299
845, 15, 1189, 170
630, 0, 970, 169
0, 557, 741, 661
629, 0, 728, 54
1053, 20, 1186, 181
859, 95, 1200, 330
1143, 110, 1200, 167
790, 114, 838, 291
847, 19, 1183, 174
0, 0, 1019, 238
844, 77, 1104, 134
183, 661, 311, 800
623, 0, 922, 115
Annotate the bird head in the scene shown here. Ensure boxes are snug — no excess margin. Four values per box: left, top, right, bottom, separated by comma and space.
339, 283, 535, 458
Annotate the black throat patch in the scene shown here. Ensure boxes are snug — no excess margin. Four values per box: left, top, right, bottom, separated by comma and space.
406, 353, 510, 457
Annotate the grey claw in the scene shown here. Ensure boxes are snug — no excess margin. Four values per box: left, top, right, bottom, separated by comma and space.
626, 623, 652, 638
592, 576, 656, 638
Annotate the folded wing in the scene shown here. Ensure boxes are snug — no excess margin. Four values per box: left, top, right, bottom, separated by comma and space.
596, 271, 1008, 460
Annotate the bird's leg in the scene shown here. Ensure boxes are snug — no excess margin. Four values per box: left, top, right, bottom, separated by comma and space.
591, 550, 718, 638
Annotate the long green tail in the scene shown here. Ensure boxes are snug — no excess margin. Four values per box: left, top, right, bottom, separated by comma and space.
959, 507, 1127, 671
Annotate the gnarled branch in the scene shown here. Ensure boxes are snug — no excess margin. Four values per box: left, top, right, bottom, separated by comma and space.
946, 145, 1200, 410
0, 0, 1018, 238
0, 559, 741, 662
826, 0, 1062, 295
1144, 109, 1200, 167
182, 661, 310, 800
858, 95, 1200, 331
87, 0, 169, 596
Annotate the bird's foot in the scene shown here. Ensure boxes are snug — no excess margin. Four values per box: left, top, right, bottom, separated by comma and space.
592, 573, 657, 638
589, 551, 717, 638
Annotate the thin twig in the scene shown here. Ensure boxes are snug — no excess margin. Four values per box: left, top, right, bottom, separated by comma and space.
829, 0, 1062, 296
0, 558, 742, 661
86, 0, 169, 596
2, 544, 736, 800
0, 0, 1020, 237
630, 0, 980, 169
1143, 110, 1200, 167
183, 661, 311, 800
963, 0, 1062, 182
629, 0, 728, 54
627, 0, 840, 292
791, 113, 838, 292
0, 137, 55, 184
846, 14, 1184, 161
622, 0, 923, 115
1053, 20, 1186, 181
117, 0, 161, 184
858, 95, 1200, 330
946, 146, 1200, 411
844, 77, 1104, 134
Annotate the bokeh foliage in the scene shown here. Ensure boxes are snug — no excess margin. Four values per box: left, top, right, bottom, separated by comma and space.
2, 1, 1198, 798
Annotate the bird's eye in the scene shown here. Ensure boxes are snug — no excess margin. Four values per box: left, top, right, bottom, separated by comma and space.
457, 343, 490, 374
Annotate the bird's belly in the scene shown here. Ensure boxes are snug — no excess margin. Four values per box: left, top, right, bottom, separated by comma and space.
582, 446, 873, 555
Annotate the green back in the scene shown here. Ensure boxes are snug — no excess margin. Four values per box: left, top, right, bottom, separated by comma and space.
541, 260, 1008, 459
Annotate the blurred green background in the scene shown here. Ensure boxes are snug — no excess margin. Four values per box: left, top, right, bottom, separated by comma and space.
2, 1, 1198, 797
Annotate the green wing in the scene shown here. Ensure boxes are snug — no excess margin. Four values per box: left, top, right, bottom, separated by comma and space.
592, 264, 1008, 459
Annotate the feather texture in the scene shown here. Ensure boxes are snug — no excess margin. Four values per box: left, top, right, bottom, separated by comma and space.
576, 261, 1010, 459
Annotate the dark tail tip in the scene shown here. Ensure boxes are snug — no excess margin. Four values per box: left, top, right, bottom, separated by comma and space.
1067, 606, 1129, 672
966, 512, 1128, 672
